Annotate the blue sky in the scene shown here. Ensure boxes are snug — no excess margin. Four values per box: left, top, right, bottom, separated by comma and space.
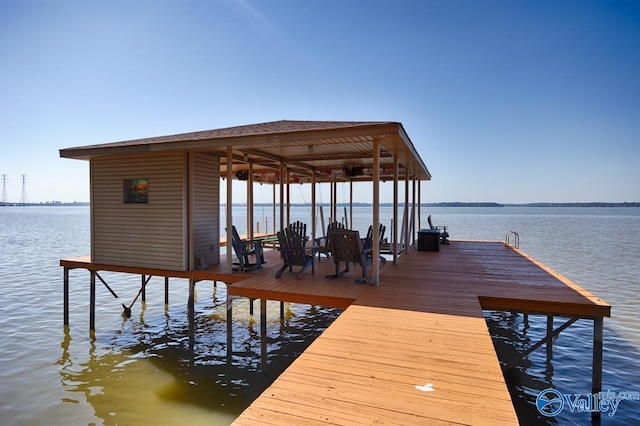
1, 0, 639, 203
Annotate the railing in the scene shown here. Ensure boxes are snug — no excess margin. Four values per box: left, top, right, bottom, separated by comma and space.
505, 231, 519, 248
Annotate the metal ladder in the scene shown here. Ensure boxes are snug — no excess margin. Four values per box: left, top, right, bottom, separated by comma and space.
504, 231, 519, 248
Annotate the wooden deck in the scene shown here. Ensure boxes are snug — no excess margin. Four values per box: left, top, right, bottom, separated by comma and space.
230, 240, 610, 425
61, 240, 611, 425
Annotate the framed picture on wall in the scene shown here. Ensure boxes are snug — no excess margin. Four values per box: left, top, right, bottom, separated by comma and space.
123, 179, 149, 204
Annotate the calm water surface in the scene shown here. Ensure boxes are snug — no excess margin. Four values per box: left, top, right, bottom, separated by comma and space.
1, 206, 639, 425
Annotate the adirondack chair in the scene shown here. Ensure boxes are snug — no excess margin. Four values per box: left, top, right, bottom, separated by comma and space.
315, 221, 345, 260
276, 227, 315, 279
427, 215, 449, 244
362, 223, 387, 263
287, 221, 309, 245
326, 229, 371, 284
226, 226, 265, 272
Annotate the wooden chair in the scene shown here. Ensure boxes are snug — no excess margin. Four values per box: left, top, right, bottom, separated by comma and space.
315, 221, 345, 260
428, 214, 450, 244
363, 223, 387, 263
326, 229, 371, 284
276, 227, 315, 279
226, 226, 265, 272
287, 221, 309, 245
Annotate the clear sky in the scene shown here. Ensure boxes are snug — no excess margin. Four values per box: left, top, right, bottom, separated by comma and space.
1, 0, 639, 204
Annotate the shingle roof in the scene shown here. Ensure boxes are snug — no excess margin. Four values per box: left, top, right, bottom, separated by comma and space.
59, 120, 431, 182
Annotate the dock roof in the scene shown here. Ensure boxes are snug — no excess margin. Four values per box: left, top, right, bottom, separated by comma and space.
59, 120, 431, 183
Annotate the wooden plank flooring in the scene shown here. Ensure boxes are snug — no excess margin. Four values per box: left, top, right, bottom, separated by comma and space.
231, 240, 610, 425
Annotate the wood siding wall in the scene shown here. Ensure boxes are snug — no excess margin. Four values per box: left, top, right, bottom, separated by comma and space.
91, 152, 188, 271
192, 152, 220, 268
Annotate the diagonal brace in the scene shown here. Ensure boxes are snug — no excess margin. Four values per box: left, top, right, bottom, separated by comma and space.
123, 274, 153, 317
502, 317, 578, 371
95, 271, 119, 299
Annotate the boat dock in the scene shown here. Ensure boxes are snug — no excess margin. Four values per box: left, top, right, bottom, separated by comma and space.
61, 239, 610, 424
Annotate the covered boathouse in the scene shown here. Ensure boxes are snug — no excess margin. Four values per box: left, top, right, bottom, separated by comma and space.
59, 120, 610, 424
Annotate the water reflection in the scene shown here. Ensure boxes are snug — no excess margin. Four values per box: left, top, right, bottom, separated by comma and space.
58, 295, 342, 425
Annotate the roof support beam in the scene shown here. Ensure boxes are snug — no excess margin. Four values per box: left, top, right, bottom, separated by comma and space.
404, 164, 410, 254
418, 180, 422, 230
279, 162, 285, 233
247, 161, 254, 239
393, 155, 399, 265
372, 137, 380, 286
311, 170, 317, 244
237, 147, 316, 173
286, 167, 291, 226
226, 146, 233, 273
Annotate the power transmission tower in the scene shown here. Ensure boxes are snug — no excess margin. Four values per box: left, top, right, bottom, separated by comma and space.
1, 174, 7, 204
20, 174, 28, 205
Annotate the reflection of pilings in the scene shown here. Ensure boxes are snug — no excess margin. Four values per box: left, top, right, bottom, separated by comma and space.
164, 277, 169, 305
226, 296, 276, 372
261, 299, 267, 373
63, 267, 69, 325
58, 325, 71, 367
226, 295, 233, 363
188, 278, 195, 351
90, 270, 96, 332
546, 315, 553, 360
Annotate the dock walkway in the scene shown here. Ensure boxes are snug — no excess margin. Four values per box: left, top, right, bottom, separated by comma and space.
230, 240, 610, 425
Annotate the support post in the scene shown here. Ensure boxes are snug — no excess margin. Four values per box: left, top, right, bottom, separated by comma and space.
393, 155, 399, 264
63, 267, 69, 326
89, 270, 96, 332
248, 161, 254, 239
164, 277, 169, 305
279, 162, 285, 233
311, 171, 316, 245
372, 137, 380, 286
141, 274, 146, 302
261, 298, 267, 373
280, 301, 284, 322
226, 146, 234, 273
592, 317, 604, 395
249, 298, 254, 316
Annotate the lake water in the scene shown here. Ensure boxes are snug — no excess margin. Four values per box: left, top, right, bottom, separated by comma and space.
1, 206, 639, 425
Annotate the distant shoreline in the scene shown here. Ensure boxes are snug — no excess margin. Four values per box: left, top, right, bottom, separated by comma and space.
237, 201, 640, 208
1, 201, 638, 208
0, 202, 90, 207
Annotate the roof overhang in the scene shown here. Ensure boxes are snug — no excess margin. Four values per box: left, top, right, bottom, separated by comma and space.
59, 120, 431, 183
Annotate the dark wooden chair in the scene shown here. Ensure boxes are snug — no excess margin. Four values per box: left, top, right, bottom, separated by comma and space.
287, 221, 309, 245
363, 223, 387, 263
428, 214, 449, 244
315, 221, 345, 260
326, 229, 371, 284
276, 227, 315, 279
226, 226, 265, 272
